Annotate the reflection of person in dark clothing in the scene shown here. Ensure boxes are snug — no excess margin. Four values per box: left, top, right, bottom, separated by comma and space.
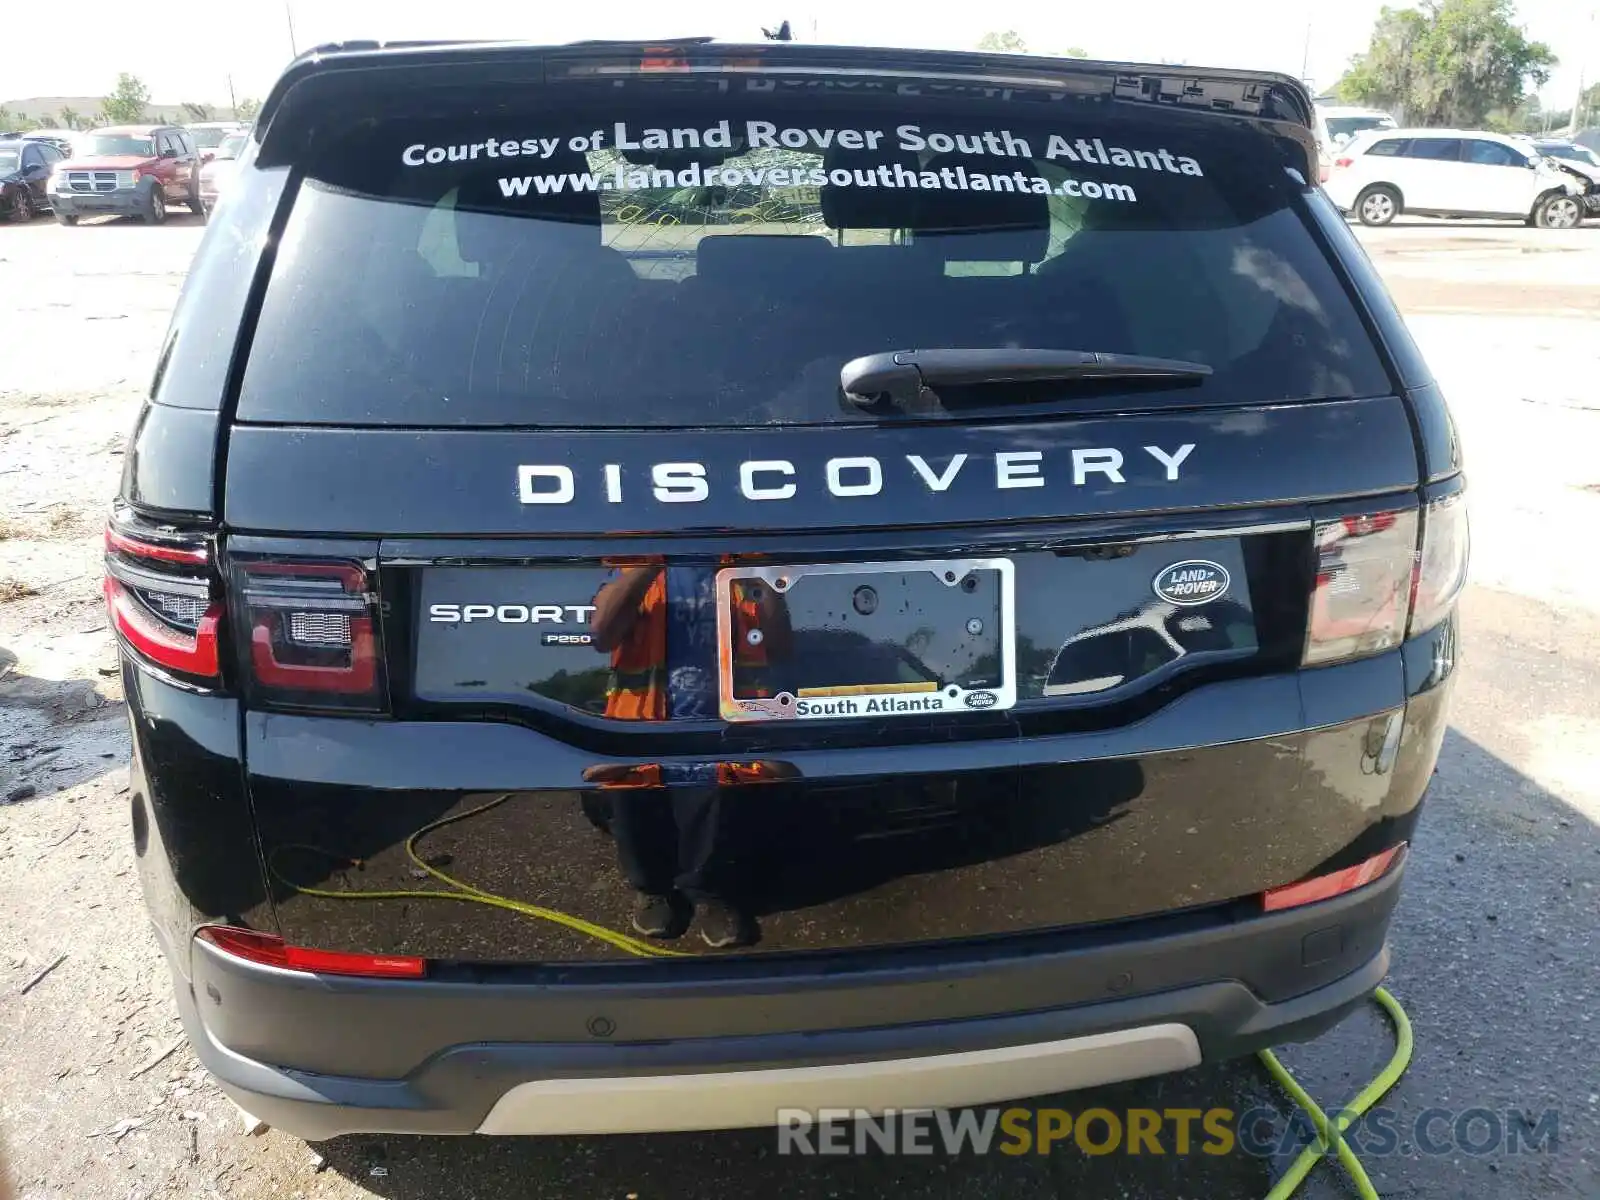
591, 564, 790, 948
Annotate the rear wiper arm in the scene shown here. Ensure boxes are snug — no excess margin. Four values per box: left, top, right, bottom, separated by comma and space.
840, 348, 1212, 409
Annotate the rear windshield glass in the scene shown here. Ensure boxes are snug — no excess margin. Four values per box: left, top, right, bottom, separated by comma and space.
238, 89, 1389, 427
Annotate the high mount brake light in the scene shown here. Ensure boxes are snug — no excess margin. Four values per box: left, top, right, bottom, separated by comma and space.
103, 520, 222, 680
234, 560, 384, 710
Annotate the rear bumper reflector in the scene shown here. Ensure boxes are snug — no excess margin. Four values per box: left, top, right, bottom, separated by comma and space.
197, 926, 426, 979
1262, 844, 1406, 913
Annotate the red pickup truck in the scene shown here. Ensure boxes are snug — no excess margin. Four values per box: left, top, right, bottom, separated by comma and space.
49, 124, 204, 225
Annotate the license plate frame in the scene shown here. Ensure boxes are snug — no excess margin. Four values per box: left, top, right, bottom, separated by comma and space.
715, 558, 1016, 723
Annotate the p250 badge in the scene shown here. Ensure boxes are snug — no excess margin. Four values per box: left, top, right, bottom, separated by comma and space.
1152, 560, 1230, 606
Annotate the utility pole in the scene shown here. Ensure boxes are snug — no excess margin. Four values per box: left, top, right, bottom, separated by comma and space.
227, 73, 238, 116
285, 1, 299, 58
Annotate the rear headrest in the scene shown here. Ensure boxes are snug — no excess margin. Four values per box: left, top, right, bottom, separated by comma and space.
910, 153, 1051, 264
694, 234, 831, 285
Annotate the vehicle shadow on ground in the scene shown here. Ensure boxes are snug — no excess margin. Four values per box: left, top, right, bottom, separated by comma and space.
302, 725, 1600, 1200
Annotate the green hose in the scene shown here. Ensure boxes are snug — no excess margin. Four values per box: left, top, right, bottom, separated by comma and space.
1257, 986, 1415, 1200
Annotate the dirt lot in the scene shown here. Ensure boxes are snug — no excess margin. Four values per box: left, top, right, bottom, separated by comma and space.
1, 212, 1598, 1200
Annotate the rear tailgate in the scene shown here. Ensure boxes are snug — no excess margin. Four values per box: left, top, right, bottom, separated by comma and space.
224, 45, 1424, 962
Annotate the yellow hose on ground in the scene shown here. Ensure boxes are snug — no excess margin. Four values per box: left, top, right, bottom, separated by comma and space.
1259, 986, 1415, 1199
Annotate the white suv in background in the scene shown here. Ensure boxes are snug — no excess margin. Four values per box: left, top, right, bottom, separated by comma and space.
1324, 129, 1587, 228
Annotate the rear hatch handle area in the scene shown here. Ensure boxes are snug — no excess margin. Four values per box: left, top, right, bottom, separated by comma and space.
840, 348, 1213, 410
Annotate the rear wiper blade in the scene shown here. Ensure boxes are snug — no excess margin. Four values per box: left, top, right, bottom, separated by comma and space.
840, 348, 1212, 410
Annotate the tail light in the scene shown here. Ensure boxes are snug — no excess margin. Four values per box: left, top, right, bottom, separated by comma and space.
1334, 156, 1355, 170
1303, 508, 1419, 665
1263, 844, 1405, 912
233, 560, 385, 711
1410, 493, 1469, 635
197, 926, 425, 979
1302, 493, 1468, 667
104, 515, 223, 681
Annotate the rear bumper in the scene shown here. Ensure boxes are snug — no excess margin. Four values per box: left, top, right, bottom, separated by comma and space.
170, 864, 1400, 1140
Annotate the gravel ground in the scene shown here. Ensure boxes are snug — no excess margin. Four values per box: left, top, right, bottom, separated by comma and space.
1, 212, 1597, 1200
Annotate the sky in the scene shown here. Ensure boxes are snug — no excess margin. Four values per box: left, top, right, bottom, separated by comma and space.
3, 0, 1595, 113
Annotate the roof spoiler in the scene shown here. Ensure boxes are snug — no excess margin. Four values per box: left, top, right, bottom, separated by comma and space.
252, 40, 1315, 173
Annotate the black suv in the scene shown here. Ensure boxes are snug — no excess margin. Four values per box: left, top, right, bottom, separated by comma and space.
113, 40, 1466, 1140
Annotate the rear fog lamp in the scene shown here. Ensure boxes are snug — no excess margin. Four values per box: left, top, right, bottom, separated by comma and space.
1262, 844, 1406, 912
197, 927, 426, 979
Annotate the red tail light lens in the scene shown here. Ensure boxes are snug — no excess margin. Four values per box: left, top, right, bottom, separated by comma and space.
1262, 844, 1405, 912
197, 926, 425, 979
234, 560, 384, 710
104, 518, 222, 680
1334, 156, 1355, 169
1303, 507, 1419, 666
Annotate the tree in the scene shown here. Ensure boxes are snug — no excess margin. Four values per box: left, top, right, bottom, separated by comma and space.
181, 101, 212, 122
1577, 81, 1600, 130
234, 97, 261, 122
0, 107, 38, 132
1338, 0, 1555, 127
57, 107, 82, 131
101, 73, 152, 124
977, 30, 1028, 53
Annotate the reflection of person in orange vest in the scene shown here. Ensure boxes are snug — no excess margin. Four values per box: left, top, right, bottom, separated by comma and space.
590, 564, 791, 947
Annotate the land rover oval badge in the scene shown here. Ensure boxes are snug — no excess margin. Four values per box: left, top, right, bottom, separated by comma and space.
1153, 560, 1231, 607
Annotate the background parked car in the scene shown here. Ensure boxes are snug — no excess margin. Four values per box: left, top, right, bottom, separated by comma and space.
197, 129, 247, 214
1313, 104, 1396, 181
184, 121, 247, 159
0, 137, 61, 222
47, 125, 203, 225
1324, 128, 1587, 228
1529, 139, 1600, 219
17, 129, 76, 157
